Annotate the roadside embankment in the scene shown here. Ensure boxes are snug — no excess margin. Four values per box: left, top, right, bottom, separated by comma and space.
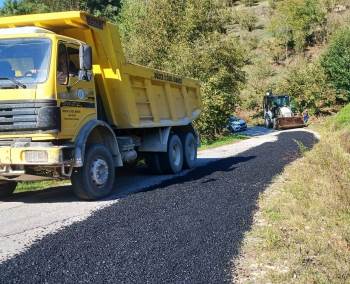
235, 105, 350, 283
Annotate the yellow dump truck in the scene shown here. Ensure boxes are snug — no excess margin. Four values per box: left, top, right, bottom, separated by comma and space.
0, 11, 201, 200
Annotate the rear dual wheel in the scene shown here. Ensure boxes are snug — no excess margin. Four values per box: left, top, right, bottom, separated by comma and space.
181, 132, 197, 169
145, 132, 197, 174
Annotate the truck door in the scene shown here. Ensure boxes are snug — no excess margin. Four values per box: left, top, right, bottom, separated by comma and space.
56, 42, 97, 139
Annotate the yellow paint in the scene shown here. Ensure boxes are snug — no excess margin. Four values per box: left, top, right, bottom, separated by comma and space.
0, 146, 63, 165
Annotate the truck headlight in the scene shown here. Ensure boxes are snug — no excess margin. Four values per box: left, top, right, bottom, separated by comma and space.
24, 150, 48, 163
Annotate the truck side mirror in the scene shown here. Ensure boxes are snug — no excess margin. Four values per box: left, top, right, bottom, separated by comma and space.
79, 44, 92, 71
79, 45, 92, 81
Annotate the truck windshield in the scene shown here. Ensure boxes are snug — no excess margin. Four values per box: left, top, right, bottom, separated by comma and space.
0, 38, 51, 87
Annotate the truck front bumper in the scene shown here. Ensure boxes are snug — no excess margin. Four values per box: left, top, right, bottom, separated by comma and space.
0, 146, 69, 166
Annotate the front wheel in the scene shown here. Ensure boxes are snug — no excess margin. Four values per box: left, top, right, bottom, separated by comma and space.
0, 181, 17, 198
71, 144, 115, 200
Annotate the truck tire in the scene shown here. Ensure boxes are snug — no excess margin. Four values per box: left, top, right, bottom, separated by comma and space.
182, 132, 197, 169
159, 134, 184, 174
144, 153, 163, 174
273, 119, 279, 130
0, 181, 17, 198
265, 118, 272, 128
71, 144, 115, 200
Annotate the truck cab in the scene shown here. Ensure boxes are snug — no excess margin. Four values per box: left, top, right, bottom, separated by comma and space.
0, 27, 97, 179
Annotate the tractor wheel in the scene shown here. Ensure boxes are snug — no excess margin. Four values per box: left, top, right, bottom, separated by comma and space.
264, 118, 271, 128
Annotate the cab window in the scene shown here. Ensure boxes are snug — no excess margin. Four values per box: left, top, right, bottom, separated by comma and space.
57, 43, 68, 85
67, 45, 80, 77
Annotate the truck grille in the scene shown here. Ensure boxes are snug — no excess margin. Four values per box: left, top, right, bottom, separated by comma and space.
0, 100, 60, 133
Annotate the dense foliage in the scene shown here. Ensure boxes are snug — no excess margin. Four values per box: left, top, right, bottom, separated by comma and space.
269, 0, 327, 52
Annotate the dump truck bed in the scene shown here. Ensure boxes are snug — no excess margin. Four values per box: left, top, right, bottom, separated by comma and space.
0, 11, 201, 129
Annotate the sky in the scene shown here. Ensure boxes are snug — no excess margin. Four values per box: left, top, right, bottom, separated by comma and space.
0, 0, 3, 8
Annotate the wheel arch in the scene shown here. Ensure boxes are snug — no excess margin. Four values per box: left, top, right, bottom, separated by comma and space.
73, 120, 122, 167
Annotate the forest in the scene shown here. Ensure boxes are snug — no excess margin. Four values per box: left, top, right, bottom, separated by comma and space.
1, 0, 350, 141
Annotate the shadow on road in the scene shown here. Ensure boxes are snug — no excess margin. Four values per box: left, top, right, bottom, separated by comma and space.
0, 131, 316, 283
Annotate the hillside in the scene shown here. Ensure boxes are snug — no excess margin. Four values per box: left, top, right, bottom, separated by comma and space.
229, 0, 350, 121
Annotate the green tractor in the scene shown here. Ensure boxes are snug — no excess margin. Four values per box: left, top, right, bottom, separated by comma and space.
263, 93, 305, 130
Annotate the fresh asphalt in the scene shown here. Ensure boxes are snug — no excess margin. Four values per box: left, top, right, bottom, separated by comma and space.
0, 130, 316, 283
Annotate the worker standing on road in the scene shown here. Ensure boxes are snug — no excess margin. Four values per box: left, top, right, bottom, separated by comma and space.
303, 110, 309, 124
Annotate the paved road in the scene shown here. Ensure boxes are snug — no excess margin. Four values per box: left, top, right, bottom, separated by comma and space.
0, 129, 316, 283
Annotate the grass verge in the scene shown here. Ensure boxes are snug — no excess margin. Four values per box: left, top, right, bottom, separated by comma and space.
15, 180, 70, 194
235, 105, 350, 283
199, 133, 248, 150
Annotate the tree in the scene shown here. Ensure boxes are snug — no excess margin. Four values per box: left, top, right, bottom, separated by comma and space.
321, 28, 350, 98
237, 9, 258, 32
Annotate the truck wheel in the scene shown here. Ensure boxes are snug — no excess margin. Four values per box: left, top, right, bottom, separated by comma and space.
145, 153, 163, 174
0, 181, 17, 198
182, 132, 197, 169
159, 134, 184, 174
71, 144, 115, 200
273, 119, 279, 130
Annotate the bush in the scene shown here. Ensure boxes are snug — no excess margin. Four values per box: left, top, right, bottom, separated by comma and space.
263, 38, 287, 64
237, 9, 258, 32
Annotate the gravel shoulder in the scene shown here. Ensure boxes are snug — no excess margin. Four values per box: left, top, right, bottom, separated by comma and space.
0, 128, 316, 283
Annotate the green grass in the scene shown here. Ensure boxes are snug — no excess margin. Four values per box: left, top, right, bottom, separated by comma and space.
199, 134, 248, 150
14, 180, 70, 194
235, 105, 350, 283
330, 103, 350, 130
